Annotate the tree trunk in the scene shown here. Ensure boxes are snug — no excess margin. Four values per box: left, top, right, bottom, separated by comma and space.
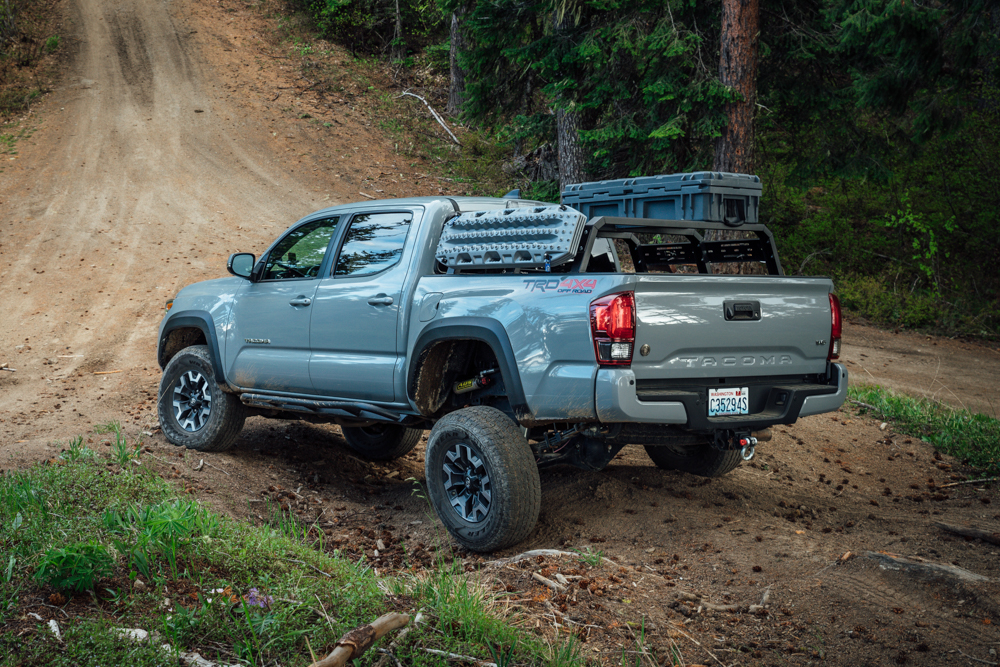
447, 11, 467, 116
556, 107, 587, 191
713, 0, 759, 174
391, 0, 404, 64
553, 11, 588, 191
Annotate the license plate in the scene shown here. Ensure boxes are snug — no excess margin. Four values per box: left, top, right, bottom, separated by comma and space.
708, 387, 749, 416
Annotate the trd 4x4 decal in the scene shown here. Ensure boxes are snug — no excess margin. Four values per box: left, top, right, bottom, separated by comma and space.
523, 278, 597, 294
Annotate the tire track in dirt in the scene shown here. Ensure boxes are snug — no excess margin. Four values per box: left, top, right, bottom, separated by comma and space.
108, 6, 154, 108
815, 561, 1000, 655
0, 0, 361, 451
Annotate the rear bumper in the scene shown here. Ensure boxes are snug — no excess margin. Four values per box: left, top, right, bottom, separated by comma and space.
595, 363, 848, 430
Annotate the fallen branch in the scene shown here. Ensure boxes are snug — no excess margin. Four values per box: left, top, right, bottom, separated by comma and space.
93, 370, 123, 375
422, 648, 496, 667
938, 477, 999, 489
677, 590, 740, 613
398, 91, 461, 145
358, 192, 376, 200
934, 522, 1000, 547
307, 613, 410, 667
531, 572, 566, 594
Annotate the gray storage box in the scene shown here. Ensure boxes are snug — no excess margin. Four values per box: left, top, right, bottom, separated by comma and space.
561, 172, 761, 225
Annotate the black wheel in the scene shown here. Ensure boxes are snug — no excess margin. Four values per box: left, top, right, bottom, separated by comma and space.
644, 443, 743, 478
340, 424, 422, 461
425, 406, 540, 553
158, 345, 247, 452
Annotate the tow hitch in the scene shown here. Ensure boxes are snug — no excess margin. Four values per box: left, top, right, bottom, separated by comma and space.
711, 429, 761, 461
739, 436, 757, 461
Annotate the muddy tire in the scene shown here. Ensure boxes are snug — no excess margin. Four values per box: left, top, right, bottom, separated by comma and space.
644, 443, 742, 478
425, 406, 540, 553
158, 345, 247, 452
340, 424, 422, 461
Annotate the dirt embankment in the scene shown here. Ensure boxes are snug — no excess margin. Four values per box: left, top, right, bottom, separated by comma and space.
1, 0, 999, 664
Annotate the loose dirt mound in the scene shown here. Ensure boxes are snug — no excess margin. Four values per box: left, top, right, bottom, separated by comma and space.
1, 0, 999, 664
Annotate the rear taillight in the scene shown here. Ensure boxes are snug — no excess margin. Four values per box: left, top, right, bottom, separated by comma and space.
590, 292, 635, 366
828, 293, 841, 360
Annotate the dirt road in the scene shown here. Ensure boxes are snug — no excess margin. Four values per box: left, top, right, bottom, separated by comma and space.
0, 0, 433, 455
1, 0, 998, 664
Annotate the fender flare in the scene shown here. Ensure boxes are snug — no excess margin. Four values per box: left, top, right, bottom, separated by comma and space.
158, 310, 227, 383
408, 317, 530, 421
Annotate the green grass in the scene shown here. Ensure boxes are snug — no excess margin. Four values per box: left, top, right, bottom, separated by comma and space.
848, 384, 1000, 473
0, 441, 586, 667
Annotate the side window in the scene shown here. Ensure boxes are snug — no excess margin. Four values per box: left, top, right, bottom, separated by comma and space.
334, 212, 412, 278
262, 217, 339, 280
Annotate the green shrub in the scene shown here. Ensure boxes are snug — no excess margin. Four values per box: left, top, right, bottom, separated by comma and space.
35, 542, 113, 592
849, 385, 1000, 473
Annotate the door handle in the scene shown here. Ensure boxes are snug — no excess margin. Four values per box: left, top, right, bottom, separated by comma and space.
289, 297, 312, 307
367, 296, 394, 306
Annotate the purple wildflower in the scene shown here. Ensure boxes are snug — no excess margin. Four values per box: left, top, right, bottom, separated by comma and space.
245, 588, 273, 609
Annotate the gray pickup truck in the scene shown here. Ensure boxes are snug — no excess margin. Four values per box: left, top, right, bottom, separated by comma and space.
157, 175, 847, 552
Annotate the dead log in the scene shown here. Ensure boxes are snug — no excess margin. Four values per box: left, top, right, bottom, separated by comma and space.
308, 613, 410, 667
934, 522, 1000, 547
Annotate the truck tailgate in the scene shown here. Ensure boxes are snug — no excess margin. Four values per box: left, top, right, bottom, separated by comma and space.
630, 274, 834, 380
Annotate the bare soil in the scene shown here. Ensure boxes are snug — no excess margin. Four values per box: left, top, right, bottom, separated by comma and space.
1, 0, 999, 664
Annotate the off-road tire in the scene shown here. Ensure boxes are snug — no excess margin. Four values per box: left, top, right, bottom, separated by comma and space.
158, 345, 247, 452
425, 406, 541, 553
644, 443, 742, 478
340, 424, 422, 461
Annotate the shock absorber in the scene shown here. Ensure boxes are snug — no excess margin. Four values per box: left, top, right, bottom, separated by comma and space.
453, 368, 498, 395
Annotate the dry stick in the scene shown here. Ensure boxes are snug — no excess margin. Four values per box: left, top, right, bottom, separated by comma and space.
489, 548, 617, 568
375, 649, 404, 667
398, 91, 461, 145
314, 594, 337, 633
938, 477, 999, 489
280, 557, 333, 578
93, 370, 123, 375
358, 192, 376, 200
307, 613, 410, 667
204, 460, 230, 476
748, 584, 772, 614
670, 625, 727, 667
958, 650, 999, 666
373, 611, 424, 667
531, 572, 566, 594
678, 590, 741, 613
934, 522, 1000, 547
422, 648, 497, 667
0, 367, 15, 372
848, 399, 886, 418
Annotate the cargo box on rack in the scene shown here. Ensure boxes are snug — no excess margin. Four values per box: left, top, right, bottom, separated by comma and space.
561, 172, 761, 226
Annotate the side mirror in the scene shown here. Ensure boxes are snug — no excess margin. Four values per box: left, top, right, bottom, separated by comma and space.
227, 253, 255, 279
